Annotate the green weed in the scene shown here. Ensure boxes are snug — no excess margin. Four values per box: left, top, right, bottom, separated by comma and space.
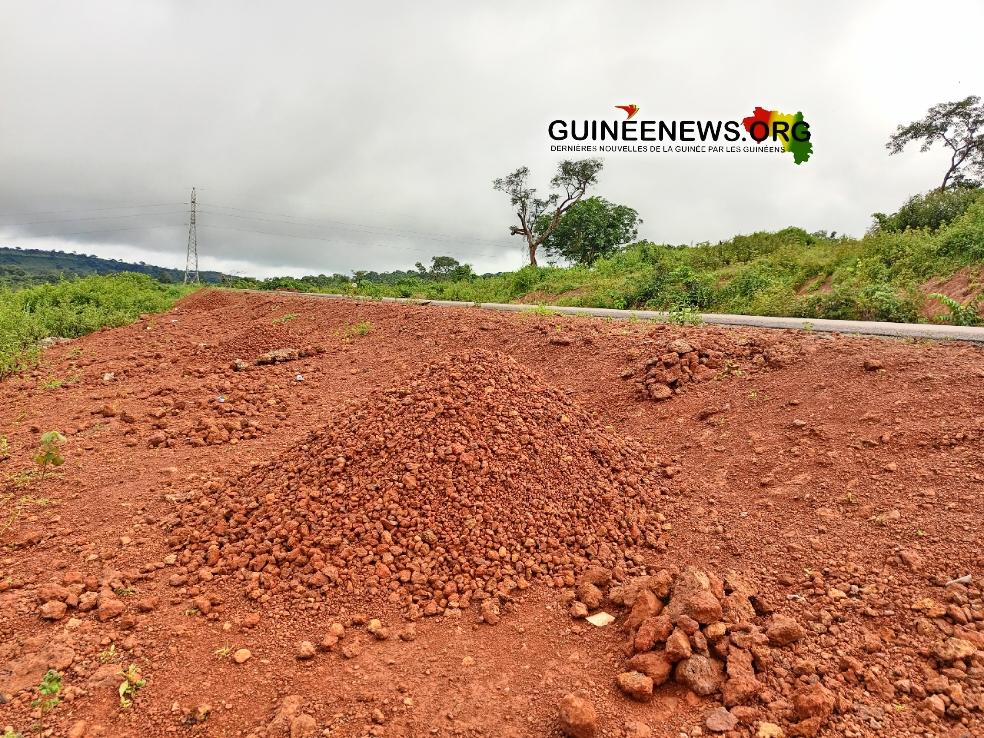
118, 664, 146, 709
33, 431, 65, 481
345, 321, 373, 337
931, 292, 982, 326
31, 670, 62, 730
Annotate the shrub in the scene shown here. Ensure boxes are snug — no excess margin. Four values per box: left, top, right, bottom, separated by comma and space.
872, 187, 983, 233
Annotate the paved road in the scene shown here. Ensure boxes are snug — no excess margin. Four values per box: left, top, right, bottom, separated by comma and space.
239, 290, 984, 344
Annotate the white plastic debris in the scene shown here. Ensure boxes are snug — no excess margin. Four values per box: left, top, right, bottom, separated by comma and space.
585, 611, 615, 627
217, 396, 226, 403
945, 574, 972, 586
295, 374, 304, 382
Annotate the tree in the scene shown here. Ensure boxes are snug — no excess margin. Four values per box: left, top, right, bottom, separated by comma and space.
536, 196, 641, 265
413, 256, 474, 281
887, 96, 984, 190
494, 158, 603, 266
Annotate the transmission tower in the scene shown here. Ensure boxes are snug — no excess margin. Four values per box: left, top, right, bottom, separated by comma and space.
183, 187, 199, 283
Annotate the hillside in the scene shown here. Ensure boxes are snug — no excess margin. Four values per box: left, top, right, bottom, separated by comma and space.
0, 246, 228, 288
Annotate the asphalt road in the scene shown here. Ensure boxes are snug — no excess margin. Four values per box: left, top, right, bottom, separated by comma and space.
239, 290, 984, 344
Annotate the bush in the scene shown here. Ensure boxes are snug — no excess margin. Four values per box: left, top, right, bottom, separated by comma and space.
872, 187, 983, 233
936, 198, 984, 260
0, 274, 191, 378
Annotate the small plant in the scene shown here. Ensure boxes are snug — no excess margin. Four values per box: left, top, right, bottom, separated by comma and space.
0, 435, 9, 461
528, 304, 556, 317
31, 670, 62, 730
214, 645, 233, 659
272, 312, 298, 325
2, 727, 24, 738
114, 585, 136, 598
38, 377, 64, 390
667, 303, 704, 326
346, 321, 374, 337
33, 431, 65, 481
931, 292, 982, 326
118, 664, 146, 709
99, 643, 119, 663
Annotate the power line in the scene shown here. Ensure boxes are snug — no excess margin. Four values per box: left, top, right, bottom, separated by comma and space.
196, 222, 506, 260
202, 202, 515, 246
0, 202, 184, 220
0, 210, 188, 227
0, 223, 183, 239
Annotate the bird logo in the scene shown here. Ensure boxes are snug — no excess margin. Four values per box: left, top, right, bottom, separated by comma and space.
615, 104, 640, 120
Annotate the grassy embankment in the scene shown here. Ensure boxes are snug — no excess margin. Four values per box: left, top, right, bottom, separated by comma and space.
0, 273, 193, 378
231, 189, 984, 325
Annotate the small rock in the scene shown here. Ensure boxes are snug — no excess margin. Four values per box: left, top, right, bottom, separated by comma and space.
756, 723, 784, 738
626, 651, 673, 686
665, 628, 693, 662
766, 615, 804, 646
558, 693, 597, 738
296, 641, 316, 660
289, 713, 318, 738
67, 720, 88, 738
705, 707, 738, 733
933, 637, 976, 664
40, 600, 68, 620
623, 721, 652, 738
367, 618, 389, 640
616, 671, 654, 701
669, 339, 694, 355
96, 595, 124, 621
792, 682, 835, 721
576, 581, 604, 610
675, 655, 724, 697
480, 599, 501, 625
233, 648, 252, 664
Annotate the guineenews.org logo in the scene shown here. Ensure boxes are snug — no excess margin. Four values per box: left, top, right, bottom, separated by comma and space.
548, 104, 813, 164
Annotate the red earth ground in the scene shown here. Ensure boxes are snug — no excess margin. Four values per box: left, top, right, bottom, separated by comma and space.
1, 289, 983, 738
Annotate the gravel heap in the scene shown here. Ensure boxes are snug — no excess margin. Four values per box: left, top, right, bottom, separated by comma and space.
571, 565, 833, 737
169, 350, 666, 615
626, 334, 800, 401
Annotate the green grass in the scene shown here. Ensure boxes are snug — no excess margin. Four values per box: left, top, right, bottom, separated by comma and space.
1, 273, 194, 378
227, 189, 984, 325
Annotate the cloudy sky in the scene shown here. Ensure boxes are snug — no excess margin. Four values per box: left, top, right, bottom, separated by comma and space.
1, 1, 982, 278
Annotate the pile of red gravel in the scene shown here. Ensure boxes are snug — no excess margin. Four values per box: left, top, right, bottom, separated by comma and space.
169, 350, 668, 615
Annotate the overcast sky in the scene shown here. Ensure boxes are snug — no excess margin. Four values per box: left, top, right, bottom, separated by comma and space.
1, 1, 982, 278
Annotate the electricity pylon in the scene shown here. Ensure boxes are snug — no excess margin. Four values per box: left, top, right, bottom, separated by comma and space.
184, 187, 199, 283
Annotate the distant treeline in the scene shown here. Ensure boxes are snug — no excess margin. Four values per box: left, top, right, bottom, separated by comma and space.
0, 246, 227, 289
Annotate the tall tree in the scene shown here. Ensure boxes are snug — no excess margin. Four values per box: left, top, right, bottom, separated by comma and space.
537, 196, 641, 265
887, 96, 984, 190
494, 159, 603, 267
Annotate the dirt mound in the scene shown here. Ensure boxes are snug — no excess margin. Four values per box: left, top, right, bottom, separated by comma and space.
168, 350, 668, 615
624, 332, 802, 401
174, 288, 240, 312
